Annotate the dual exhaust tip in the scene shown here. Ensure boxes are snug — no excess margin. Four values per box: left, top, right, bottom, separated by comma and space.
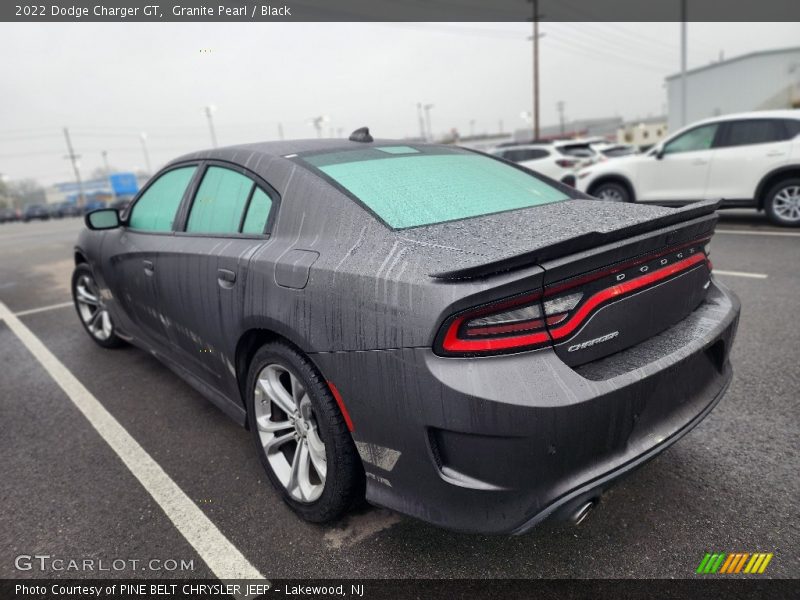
570, 499, 598, 526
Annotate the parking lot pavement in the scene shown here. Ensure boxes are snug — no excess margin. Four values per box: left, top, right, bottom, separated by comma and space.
0, 212, 798, 579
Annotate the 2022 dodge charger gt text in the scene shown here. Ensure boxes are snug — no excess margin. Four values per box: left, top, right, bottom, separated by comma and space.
72, 131, 740, 534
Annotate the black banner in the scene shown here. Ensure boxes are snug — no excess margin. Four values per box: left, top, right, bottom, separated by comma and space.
2, 579, 799, 600
3, 0, 800, 22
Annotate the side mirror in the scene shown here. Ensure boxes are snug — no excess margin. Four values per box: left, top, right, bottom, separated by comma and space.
85, 208, 121, 230
655, 147, 665, 160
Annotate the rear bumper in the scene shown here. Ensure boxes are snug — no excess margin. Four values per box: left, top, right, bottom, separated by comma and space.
313, 279, 740, 534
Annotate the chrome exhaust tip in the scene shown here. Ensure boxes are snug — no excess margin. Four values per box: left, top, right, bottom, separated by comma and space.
572, 500, 596, 526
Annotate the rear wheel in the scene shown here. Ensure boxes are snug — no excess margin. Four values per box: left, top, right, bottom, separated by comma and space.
71, 264, 125, 348
591, 181, 631, 203
764, 179, 800, 227
246, 341, 364, 522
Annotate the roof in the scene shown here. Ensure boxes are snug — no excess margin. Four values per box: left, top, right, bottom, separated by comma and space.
665, 46, 800, 81
171, 137, 425, 164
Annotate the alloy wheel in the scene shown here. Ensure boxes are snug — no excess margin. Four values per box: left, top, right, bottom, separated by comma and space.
75, 273, 113, 341
772, 185, 800, 223
253, 364, 327, 503
596, 187, 624, 202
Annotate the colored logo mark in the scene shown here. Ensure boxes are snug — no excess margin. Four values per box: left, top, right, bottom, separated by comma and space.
696, 552, 773, 574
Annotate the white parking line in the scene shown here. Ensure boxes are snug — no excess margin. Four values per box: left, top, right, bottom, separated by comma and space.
0, 301, 264, 581
716, 229, 800, 238
14, 301, 74, 317
714, 270, 768, 279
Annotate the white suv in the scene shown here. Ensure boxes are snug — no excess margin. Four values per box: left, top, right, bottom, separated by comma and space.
491, 141, 597, 184
576, 110, 800, 226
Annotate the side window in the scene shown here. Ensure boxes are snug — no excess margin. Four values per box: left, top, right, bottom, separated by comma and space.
129, 166, 197, 232
663, 124, 719, 155
186, 166, 254, 234
784, 119, 800, 139
720, 119, 789, 147
241, 187, 273, 234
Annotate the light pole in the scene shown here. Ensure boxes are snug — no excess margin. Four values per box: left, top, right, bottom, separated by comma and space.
308, 116, 329, 138
423, 103, 434, 141
139, 132, 152, 176
416, 103, 426, 140
62, 127, 86, 208
680, 1, 688, 127
204, 105, 218, 147
102, 150, 116, 201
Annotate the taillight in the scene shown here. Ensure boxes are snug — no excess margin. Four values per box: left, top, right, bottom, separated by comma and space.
555, 158, 578, 168
436, 236, 712, 357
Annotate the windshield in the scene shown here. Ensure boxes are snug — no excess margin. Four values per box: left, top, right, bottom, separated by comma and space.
300, 145, 570, 229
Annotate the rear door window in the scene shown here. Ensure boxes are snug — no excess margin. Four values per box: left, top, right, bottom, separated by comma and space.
241, 187, 273, 234
129, 166, 197, 232
718, 119, 791, 147
186, 166, 254, 234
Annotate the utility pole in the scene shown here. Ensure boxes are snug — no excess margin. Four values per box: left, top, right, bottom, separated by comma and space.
204, 105, 218, 147
139, 133, 152, 175
680, 0, 687, 128
531, 0, 541, 139
498, 119, 504, 134
557, 100, 565, 135
101, 150, 116, 200
277, 123, 284, 140
423, 104, 434, 141
469, 119, 476, 138
62, 127, 85, 208
416, 103, 426, 140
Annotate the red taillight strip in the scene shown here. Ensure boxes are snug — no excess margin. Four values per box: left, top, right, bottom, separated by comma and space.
442, 314, 550, 352
328, 382, 354, 432
548, 252, 707, 341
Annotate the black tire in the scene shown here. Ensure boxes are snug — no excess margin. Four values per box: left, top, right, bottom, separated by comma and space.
764, 178, 800, 227
591, 181, 631, 203
71, 264, 126, 349
246, 341, 364, 523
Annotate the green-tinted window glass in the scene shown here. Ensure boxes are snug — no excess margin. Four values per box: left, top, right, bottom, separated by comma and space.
129, 166, 197, 231
186, 166, 254, 234
241, 187, 273, 234
304, 149, 569, 229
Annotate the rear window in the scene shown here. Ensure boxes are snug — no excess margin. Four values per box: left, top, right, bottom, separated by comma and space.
300, 146, 570, 229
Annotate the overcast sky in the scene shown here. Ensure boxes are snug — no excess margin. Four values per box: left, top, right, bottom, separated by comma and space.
1, 22, 798, 185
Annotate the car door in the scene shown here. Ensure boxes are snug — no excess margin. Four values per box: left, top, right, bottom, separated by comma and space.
101, 164, 199, 349
153, 162, 278, 398
635, 122, 720, 203
705, 119, 795, 202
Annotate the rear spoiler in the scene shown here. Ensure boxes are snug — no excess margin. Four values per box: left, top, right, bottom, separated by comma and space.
429, 199, 721, 280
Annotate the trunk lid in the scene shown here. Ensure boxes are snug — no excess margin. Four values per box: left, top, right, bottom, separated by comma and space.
423, 199, 718, 365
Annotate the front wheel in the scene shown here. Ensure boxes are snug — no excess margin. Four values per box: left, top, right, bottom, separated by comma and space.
764, 179, 800, 227
246, 341, 364, 522
591, 181, 631, 203
71, 264, 126, 348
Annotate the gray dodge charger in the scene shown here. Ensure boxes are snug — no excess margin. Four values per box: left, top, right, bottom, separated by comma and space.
73, 130, 740, 533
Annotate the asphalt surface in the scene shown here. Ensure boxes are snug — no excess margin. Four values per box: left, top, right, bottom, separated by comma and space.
0, 210, 798, 580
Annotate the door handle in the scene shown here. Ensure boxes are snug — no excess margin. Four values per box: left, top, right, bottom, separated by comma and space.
691, 159, 708, 166
143, 260, 154, 275
217, 268, 236, 288
766, 151, 785, 157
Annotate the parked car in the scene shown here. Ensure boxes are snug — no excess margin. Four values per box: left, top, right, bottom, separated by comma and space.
0, 207, 18, 223
22, 203, 50, 222
576, 110, 800, 226
82, 200, 107, 214
491, 140, 598, 184
72, 132, 739, 533
57, 201, 83, 218
590, 142, 639, 159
